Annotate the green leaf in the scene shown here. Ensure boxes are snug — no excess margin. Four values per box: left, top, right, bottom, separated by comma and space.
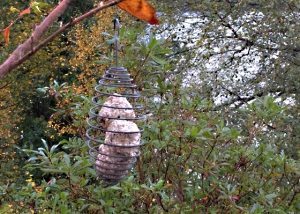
201, 128, 213, 139
154, 179, 164, 190
70, 175, 80, 183
148, 37, 158, 50
110, 185, 122, 190
63, 154, 70, 167
190, 126, 199, 138
50, 144, 59, 154
265, 193, 277, 205
36, 87, 48, 94
150, 54, 168, 65
41, 138, 49, 151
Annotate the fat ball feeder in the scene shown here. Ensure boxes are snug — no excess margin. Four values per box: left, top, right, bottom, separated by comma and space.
86, 18, 145, 185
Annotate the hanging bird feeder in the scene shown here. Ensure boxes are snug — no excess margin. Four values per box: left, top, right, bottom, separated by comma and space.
86, 18, 145, 184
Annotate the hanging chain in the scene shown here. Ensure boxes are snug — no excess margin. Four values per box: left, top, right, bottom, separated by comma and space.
113, 17, 120, 67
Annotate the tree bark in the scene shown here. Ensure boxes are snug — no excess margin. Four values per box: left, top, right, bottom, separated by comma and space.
0, 0, 122, 79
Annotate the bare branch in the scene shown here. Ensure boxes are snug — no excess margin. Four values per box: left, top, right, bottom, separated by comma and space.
0, 0, 72, 78
0, 0, 122, 79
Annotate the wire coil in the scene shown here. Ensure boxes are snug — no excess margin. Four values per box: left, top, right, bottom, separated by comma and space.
86, 19, 145, 184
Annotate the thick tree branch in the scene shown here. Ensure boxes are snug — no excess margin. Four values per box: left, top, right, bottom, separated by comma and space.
0, 0, 72, 78
0, 0, 122, 79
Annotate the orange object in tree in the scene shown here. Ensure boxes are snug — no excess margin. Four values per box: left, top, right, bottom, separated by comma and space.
117, 0, 159, 25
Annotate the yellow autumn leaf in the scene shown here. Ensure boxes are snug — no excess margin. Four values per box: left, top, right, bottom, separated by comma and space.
10, 6, 20, 13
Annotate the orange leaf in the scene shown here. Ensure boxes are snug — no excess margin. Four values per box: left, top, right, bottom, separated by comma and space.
19, 7, 31, 16
118, 0, 159, 25
3, 26, 11, 45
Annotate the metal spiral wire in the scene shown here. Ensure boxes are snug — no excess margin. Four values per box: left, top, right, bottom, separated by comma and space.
86, 18, 145, 184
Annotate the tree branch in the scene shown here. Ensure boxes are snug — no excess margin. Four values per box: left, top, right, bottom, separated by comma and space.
0, 0, 122, 79
0, 0, 72, 78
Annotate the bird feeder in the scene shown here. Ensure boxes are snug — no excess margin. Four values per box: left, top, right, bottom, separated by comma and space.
86, 18, 145, 184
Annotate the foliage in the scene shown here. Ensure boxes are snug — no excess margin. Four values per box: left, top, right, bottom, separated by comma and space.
1, 95, 299, 213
